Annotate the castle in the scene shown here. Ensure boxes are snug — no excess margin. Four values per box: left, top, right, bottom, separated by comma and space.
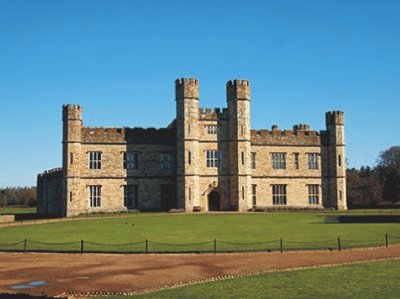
37, 78, 347, 216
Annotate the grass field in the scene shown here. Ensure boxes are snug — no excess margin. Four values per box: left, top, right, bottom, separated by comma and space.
0, 206, 36, 214
0, 212, 399, 252
123, 259, 400, 298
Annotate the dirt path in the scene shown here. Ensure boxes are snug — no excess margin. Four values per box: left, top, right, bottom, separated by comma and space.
1, 246, 400, 298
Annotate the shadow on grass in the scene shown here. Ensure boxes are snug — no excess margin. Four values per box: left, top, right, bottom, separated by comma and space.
325, 215, 400, 224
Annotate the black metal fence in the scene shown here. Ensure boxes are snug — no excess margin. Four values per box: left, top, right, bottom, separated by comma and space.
0, 233, 399, 254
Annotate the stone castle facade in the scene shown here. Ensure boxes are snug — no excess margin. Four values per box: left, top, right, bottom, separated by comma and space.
37, 78, 347, 216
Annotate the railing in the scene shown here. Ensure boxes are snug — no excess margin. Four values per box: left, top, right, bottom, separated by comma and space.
0, 233, 398, 254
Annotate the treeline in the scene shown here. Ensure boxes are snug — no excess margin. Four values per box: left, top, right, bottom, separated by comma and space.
347, 146, 400, 207
0, 187, 37, 207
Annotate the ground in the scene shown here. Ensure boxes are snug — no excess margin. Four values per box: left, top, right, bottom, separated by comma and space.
1, 245, 399, 298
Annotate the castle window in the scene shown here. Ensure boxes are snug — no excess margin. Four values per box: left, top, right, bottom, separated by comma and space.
338, 154, 342, 167
241, 152, 245, 165
89, 152, 101, 169
89, 185, 101, 207
293, 153, 299, 169
70, 153, 73, 165
272, 153, 286, 169
161, 185, 174, 209
123, 152, 139, 170
308, 153, 318, 169
188, 151, 192, 165
272, 184, 287, 205
160, 153, 173, 170
251, 152, 256, 169
206, 125, 217, 135
252, 184, 257, 207
308, 185, 319, 205
242, 186, 245, 200
206, 150, 220, 168
123, 185, 138, 209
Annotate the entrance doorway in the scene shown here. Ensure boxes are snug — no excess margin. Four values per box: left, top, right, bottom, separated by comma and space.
208, 190, 220, 211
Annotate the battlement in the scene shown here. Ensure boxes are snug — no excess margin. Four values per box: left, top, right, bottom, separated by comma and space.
62, 104, 82, 121
81, 126, 176, 145
38, 167, 63, 178
293, 124, 310, 131
325, 111, 344, 126
226, 79, 250, 100
251, 127, 320, 146
175, 78, 199, 86
198, 107, 229, 120
226, 79, 250, 87
175, 78, 199, 99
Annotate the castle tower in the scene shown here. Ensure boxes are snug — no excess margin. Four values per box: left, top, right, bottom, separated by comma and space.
227, 80, 252, 211
176, 78, 200, 211
325, 111, 347, 210
62, 104, 82, 216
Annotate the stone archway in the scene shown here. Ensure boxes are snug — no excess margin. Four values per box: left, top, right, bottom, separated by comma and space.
208, 190, 220, 211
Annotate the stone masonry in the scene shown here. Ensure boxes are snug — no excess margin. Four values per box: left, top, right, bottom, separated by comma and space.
37, 78, 347, 216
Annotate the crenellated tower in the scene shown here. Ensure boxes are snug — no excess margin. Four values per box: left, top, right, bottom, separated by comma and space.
227, 80, 252, 211
324, 111, 347, 209
176, 78, 200, 211
62, 104, 83, 216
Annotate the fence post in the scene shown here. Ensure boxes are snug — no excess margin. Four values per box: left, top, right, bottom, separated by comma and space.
23, 239, 27, 253
337, 237, 341, 252
214, 239, 217, 255
145, 239, 148, 254
280, 238, 283, 253
385, 233, 389, 248
80, 240, 84, 254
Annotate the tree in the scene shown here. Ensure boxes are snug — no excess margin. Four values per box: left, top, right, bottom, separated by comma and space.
376, 146, 400, 203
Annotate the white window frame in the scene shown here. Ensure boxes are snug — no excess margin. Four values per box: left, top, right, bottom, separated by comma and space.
206, 150, 220, 168
308, 153, 319, 170
206, 125, 218, 135
308, 185, 319, 205
272, 184, 287, 205
251, 152, 256, 169
89, 185, 101, 207
123, 185, 138, 208
272, 153, 286, 169
160, 153, 173, 170
89, 151, 102, 169
123, 152, 139, 170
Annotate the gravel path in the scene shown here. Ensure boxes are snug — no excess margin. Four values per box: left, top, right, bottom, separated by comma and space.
1, 245, 400, 298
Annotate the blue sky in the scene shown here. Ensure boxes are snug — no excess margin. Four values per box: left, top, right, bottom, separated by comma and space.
0, 0, 399, 187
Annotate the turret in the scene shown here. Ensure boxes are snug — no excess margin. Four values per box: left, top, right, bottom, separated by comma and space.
227, 79, 252, 211
176, 78, 200, 211
324, 111, 347, 210
62, 104, 83, 216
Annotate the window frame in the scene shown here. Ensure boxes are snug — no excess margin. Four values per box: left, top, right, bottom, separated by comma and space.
89, 185, 101, 207
308, 184, 319, 205
123, 151, 139, 170
206, 150, 220, 168
308, 153, 319, 170
89, 151, 102, 169
272, 184, 287, 205
272, 153, 286, 170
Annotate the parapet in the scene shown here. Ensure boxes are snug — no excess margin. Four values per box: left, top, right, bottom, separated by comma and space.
251, 126, 320, 146
62, 104, 82, 121
81, 126, 176, 145
325, 111, 344, 126
199, 107, 229, 120
226, 79, 250, 101
37, 167, 63, 179
293, 124, 310, 131
175, 78, 199, 99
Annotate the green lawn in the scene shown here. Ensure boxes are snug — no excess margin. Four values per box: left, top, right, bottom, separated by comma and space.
126, 259, 400, 298
0, 206, 36, 214
0, 212, 399, 252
